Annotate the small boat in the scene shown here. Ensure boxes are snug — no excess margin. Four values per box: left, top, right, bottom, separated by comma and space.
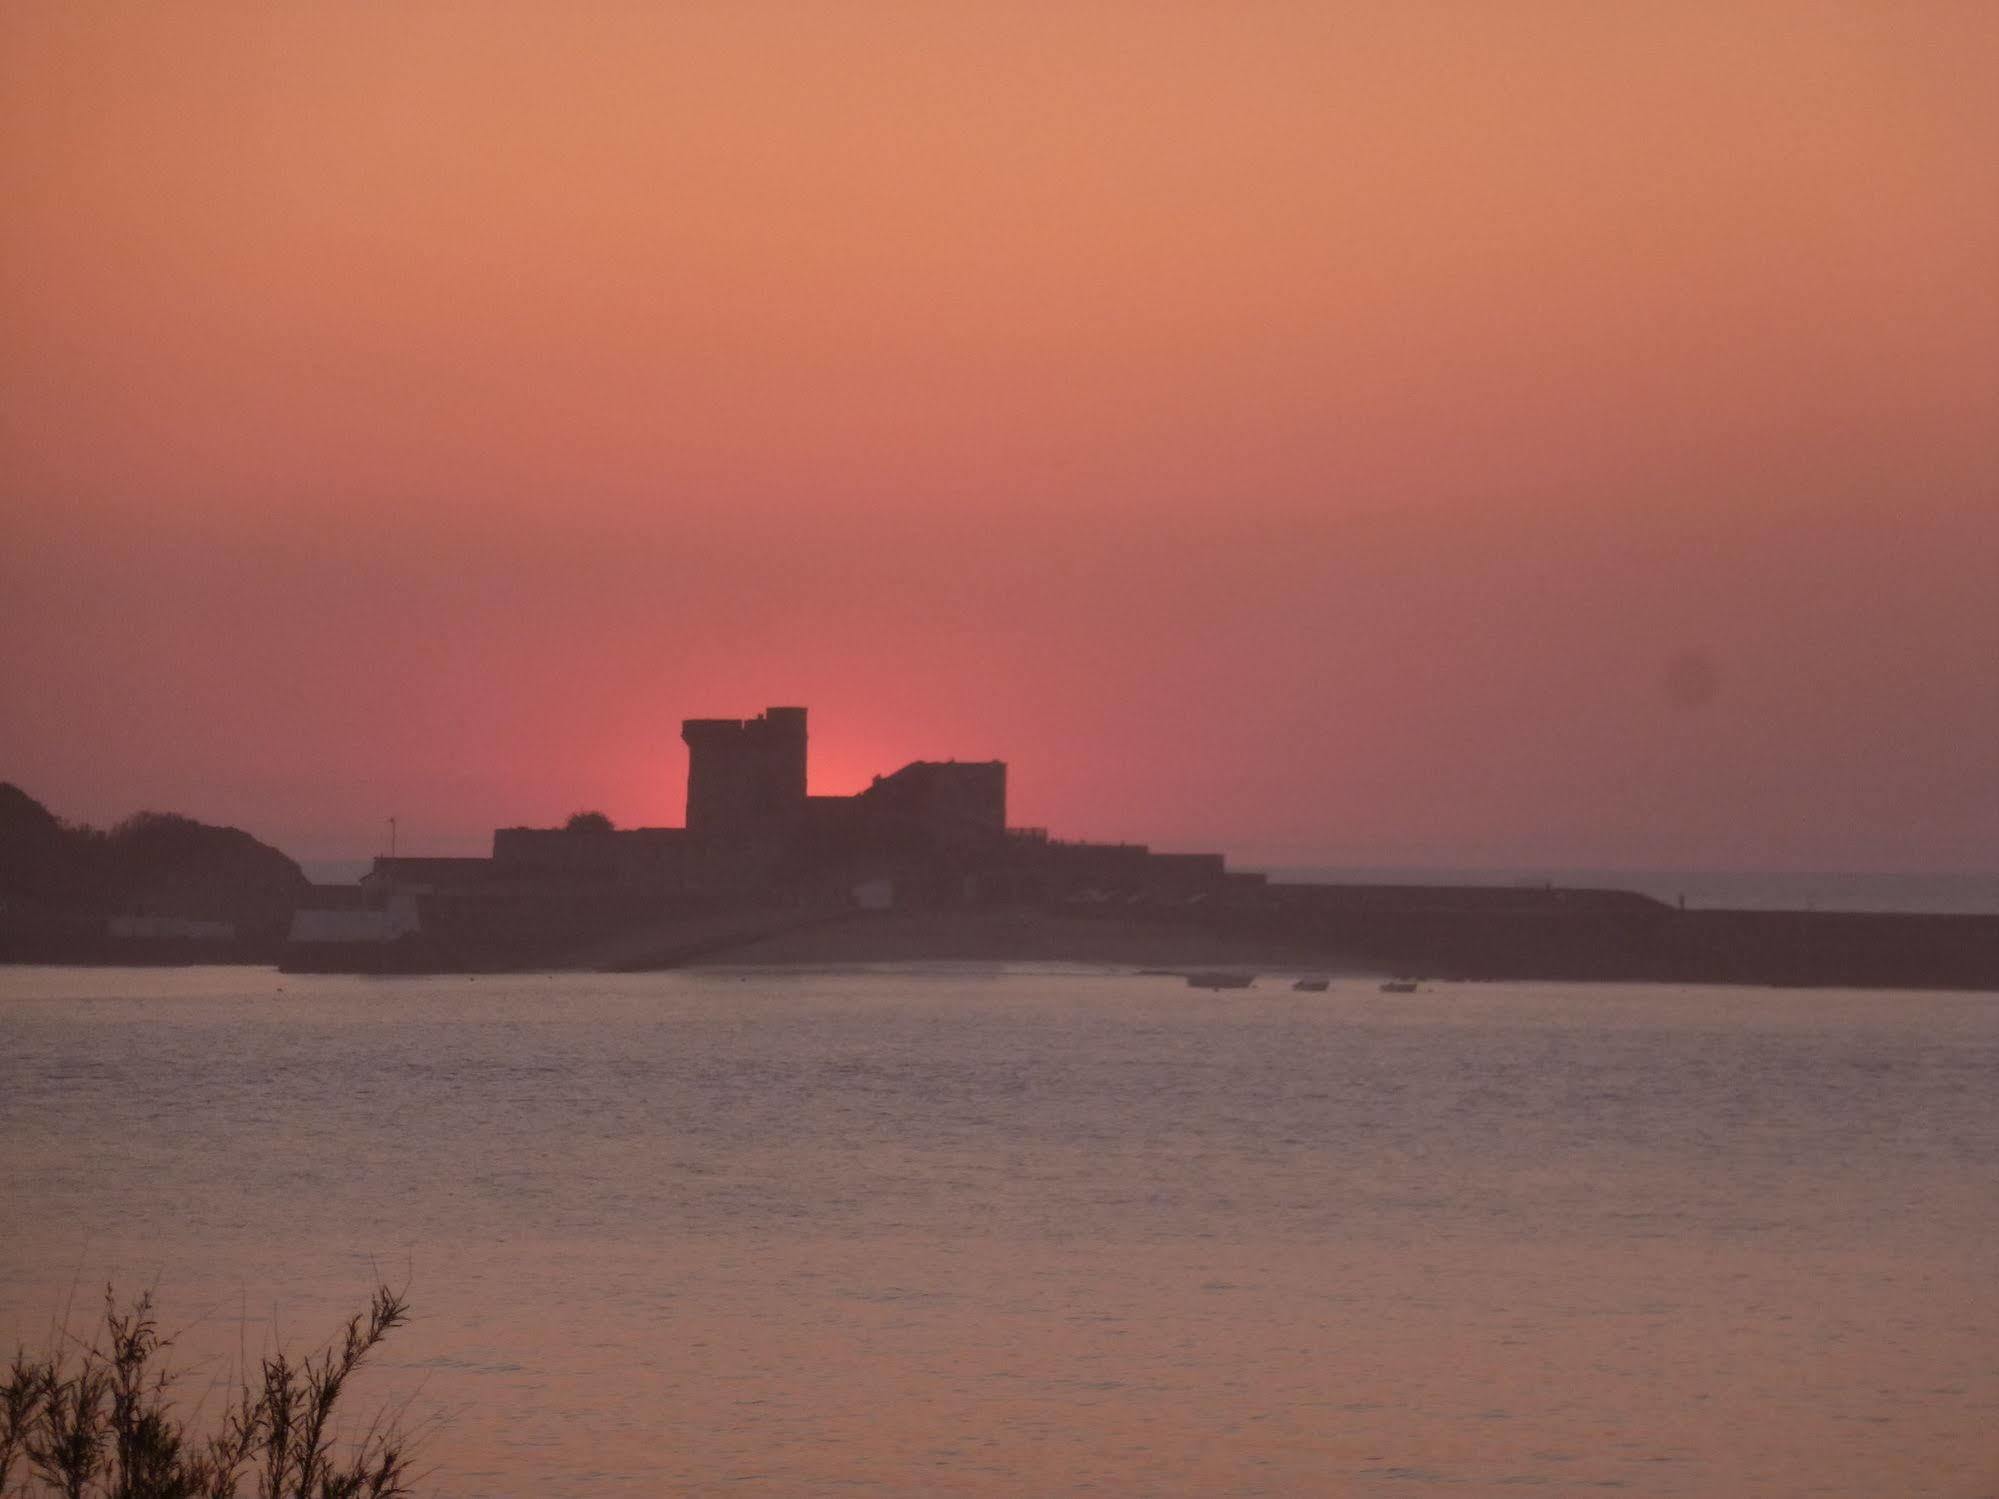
1292, 976, 1330, 992
1187, 972, 1255, 990
1379, 979, 1418, 994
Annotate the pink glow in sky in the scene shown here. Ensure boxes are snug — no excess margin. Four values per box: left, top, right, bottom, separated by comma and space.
3, 2, 1995, 869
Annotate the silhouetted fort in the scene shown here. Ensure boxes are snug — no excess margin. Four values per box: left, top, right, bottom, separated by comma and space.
281, 706, 1259, 969
477, 706, 1048, 892
10, 710, 1994, 986
268, 705, 1999, 987
682, 706, 1008, 859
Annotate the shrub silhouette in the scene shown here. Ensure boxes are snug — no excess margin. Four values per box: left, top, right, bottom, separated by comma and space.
0, 1285, 416, 1499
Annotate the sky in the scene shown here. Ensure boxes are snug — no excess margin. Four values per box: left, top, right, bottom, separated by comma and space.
3, 1, 1995, 871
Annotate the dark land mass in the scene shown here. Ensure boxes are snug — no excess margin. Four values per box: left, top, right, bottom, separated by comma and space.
0, 782, 310, 964
9, 711, 1999, 991
675, 891, 1999, 991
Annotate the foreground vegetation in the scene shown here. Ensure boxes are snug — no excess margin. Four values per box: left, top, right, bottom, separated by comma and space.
0, 1286, 416, 1499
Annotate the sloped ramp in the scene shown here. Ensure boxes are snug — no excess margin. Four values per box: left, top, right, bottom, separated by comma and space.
559, 899, 856, 972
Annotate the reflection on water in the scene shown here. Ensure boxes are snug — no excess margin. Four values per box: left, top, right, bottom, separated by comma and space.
3, 965, 1996, 1496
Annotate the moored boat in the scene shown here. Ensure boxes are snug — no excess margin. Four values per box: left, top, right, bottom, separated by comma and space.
1187, 971, 1256, 990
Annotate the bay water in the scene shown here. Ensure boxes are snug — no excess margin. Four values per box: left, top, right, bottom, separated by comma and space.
3, 965, 1995, 1496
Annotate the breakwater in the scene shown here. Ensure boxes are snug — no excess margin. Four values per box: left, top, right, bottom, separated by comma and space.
1207, 884, 1999, 990
16, 878, 1996, 990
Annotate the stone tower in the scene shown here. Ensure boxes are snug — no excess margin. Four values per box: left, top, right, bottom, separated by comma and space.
680, 706, 809, 845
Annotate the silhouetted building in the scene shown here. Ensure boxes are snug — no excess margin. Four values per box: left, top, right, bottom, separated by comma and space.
856, 760, 1007, 852
681, 707, 808, 845
1001, 838, 1240, 902
492, 825, 694, 885
311, 703, 1238, 938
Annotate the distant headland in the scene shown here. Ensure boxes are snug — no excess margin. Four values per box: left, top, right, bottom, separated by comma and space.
0, 781, 309, 963
6, 708, 1998, 990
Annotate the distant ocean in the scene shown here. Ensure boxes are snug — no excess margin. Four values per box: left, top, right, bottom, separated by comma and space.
1257, 866, 1999, 915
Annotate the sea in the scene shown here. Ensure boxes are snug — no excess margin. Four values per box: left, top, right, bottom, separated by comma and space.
3, 964, 1996, 1497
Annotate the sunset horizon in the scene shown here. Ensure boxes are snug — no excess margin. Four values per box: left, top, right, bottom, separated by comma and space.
7, 8, 1999, 1490
6, 1, 1995, 872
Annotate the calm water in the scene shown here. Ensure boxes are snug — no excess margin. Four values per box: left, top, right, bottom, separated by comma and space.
3, 965, 1996, 1497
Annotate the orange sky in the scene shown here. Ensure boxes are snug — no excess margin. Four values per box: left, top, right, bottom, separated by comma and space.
3, 1, 1995, 870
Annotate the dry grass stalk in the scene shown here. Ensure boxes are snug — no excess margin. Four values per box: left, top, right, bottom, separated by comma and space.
0, 1286, 418, 1499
